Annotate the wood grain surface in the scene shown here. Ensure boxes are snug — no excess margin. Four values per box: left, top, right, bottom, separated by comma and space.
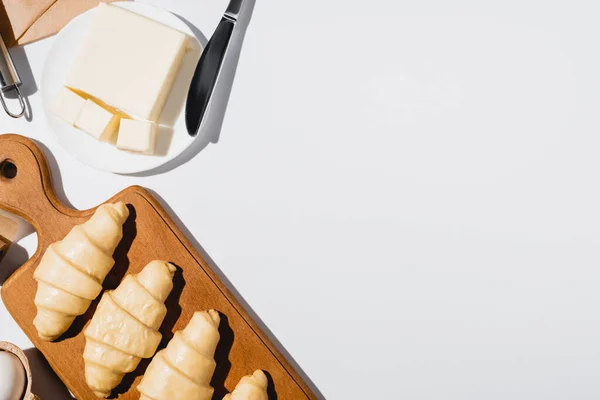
0, 134, 316, 400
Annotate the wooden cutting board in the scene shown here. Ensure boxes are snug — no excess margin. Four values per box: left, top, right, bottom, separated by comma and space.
0, 134, 316, 400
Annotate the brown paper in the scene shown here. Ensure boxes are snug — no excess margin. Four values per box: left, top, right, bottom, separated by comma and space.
0, 213, 17, 241
0, 0, 121, 47
0, 213, 17, 263
0, 239, 8, 263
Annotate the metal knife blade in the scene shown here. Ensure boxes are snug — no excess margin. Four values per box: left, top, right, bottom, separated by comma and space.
185, 0, 242, 136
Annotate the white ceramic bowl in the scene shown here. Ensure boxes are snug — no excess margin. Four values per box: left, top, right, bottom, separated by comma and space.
41, 2, 202, 174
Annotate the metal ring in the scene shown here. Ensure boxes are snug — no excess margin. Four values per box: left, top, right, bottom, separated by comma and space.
0, 85, 25, 118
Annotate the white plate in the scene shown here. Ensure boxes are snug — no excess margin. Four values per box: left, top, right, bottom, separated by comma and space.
41, 2, 202, 174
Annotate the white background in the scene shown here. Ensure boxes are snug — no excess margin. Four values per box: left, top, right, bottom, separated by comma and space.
2, 0, 600, 398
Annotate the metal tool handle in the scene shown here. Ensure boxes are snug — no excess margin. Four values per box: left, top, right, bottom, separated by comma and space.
0, 34, 25, 118
0, 35, 21, 89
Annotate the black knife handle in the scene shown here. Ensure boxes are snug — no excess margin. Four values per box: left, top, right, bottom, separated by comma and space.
185, 17, 235, 136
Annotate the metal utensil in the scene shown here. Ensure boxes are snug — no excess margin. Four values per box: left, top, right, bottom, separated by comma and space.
0, 34, 25, 118
185, 0, 242, 136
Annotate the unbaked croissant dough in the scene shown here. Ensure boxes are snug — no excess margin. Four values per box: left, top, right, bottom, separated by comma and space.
137, 310, 221, 400
33, 202, 129, 341
224, 370, 269, 400
83, 260, 176, 398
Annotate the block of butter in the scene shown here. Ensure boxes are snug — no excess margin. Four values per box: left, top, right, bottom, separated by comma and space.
116, 119, 157, 154
75, 99, 120, 142
66, 3, 189, 122
52, 87, 86, 125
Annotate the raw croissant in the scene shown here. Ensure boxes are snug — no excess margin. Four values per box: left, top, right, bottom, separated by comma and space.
224, 370, 269, 400
33, 202, 129, 341
83, 260, 176, 398
137, 310, 221, 400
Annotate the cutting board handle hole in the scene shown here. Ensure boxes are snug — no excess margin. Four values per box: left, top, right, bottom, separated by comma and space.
0, 160, 17, 179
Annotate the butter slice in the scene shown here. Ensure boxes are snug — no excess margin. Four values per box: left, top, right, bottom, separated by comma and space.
66, 3, 188, 121
74, 99, 120, 142
116, 119, 157, 154
51, 87, 86, 125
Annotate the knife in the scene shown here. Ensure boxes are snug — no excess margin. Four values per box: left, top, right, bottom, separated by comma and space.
185, 0, 242, 136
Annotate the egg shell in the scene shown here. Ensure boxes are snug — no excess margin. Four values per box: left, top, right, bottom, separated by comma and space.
0, 350, 25, 400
